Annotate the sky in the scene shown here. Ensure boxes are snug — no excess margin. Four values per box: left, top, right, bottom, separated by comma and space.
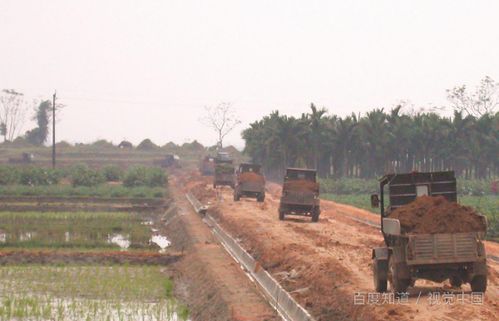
1, 0, 498, 148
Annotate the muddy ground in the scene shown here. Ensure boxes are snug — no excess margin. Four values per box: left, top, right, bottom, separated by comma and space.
177, 169, 499, 321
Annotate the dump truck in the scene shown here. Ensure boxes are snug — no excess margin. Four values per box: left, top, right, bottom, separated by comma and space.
278, 168, 320, 222
213, 152, 234, 188
233, 163, 265, 202
371, 171, 488, 293
153, 154, 179, 168
199, 156, 215, 176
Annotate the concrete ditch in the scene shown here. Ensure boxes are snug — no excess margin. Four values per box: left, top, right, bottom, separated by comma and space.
185, 192, 316, 321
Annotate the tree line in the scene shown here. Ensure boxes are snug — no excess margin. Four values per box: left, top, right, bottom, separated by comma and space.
242, 107, 498, 180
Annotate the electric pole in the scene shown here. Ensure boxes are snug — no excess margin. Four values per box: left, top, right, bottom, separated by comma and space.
52, 91, 56, 169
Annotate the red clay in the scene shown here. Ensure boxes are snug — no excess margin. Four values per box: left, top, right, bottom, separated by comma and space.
389, 196, 487, 234
239, 172, 265, 184
282, 179, 319, 193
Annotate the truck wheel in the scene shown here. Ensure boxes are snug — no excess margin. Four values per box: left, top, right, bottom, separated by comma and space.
470, 275, 487, 292
450, 276, 463, 288
213, 183, 217, 189
373, 259, 388, 293
257, 194, 265, 202
278, 208, 285, 221
311, 208, 320, 222
233, 193, 240, 201
389, 256, 409, 294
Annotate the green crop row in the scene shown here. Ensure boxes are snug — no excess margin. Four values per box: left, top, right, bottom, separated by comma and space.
0, 185, 165, 198
0, 164, 167, 188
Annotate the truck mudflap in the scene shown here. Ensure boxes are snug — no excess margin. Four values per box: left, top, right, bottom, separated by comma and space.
406, 232, 484, 265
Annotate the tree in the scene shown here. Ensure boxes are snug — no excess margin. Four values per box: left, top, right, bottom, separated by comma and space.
202, 102, 241, 149
0, 89, 28, 142
447, 76, 499, 117
25, 100, 51, 145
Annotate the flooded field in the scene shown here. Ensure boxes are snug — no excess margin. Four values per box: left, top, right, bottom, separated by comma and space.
0, 211, 170, 250
0, 204, 187, 320
0, 265, 189, 321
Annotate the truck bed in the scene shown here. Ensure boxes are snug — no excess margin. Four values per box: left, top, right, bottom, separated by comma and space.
406, 232, 485, 265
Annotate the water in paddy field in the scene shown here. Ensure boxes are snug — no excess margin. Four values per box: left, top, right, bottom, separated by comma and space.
0, 295, 190, 321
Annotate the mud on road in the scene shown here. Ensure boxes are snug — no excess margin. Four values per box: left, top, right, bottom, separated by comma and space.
180, 170, 499, 321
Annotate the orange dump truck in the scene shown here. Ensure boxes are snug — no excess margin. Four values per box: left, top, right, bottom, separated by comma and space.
233, 163, 265, 202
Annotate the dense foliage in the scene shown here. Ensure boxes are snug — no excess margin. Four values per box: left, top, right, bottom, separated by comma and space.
243, 105, 498, 179
0, 164, 167, 189
123, 166, 167, 187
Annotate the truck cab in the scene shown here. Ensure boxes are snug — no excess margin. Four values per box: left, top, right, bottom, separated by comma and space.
278, 168, 320, 222
371, 171, 488, 293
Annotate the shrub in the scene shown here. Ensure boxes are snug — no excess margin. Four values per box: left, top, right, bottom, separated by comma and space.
70, 164, 105, 187
147, 167, 167, 187
19, 167, 62, 186
102, 165, 123, 182
0, 166, 19, 185
123, 166, 167, 188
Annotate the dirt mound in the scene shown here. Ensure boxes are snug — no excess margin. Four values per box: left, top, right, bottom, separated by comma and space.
190, 183, 216, 202
239, 172, 264, 184
283, 179, 319, 193
389, 196, 487, 234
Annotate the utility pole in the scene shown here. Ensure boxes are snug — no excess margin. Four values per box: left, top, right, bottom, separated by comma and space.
52, 91, 56, 169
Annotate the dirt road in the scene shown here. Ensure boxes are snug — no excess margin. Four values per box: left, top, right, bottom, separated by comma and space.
180, 171, 499, 321
169, 174, 279, 321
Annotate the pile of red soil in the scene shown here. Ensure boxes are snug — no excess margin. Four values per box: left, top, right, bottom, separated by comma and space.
389, 196, 487, 234
238, 172, 265, 184
283, 179, 319, 193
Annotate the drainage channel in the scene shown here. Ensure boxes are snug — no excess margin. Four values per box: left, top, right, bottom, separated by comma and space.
185, 193, 316, 321
338, 212, 499, 264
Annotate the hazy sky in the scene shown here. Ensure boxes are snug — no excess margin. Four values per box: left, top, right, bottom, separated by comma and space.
1, 0, 498, 148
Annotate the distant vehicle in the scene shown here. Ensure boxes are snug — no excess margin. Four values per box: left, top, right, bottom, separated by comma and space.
199, 156, 215, 176
153, 154, 179, 168
371, 171, 488, 293
278, 168, 320, 222
233, 163, 265, 202
8, 152, 33, 164
213, 152, 234, 188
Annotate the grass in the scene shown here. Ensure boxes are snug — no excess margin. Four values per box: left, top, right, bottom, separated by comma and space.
0, 185, 165, 198
0, 211, 153, 249
0, 265, 189, 321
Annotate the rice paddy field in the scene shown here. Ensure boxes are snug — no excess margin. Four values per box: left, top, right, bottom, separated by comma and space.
0, 265, 188, 321
0, 207, 189, 320
0, 211, 153, 249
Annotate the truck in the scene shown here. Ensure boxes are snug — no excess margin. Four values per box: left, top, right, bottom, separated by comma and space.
233, 163, 265, 202
153, 154, 179, 168
199, 156, 215, 176
370, 171, 488, 293
213, 152, 234, 188
278, 168, 320, 222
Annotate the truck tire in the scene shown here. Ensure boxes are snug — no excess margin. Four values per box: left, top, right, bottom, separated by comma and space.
213, 183, 217, 189
257, 193, 265, 202
233, 192, 240, 201
470, 275, 487, 292
389, 256, 410, 294
373, 259, 388, 293
311, 208, 320, 222
450, 276, 463, 288
278, 208, 285, 221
